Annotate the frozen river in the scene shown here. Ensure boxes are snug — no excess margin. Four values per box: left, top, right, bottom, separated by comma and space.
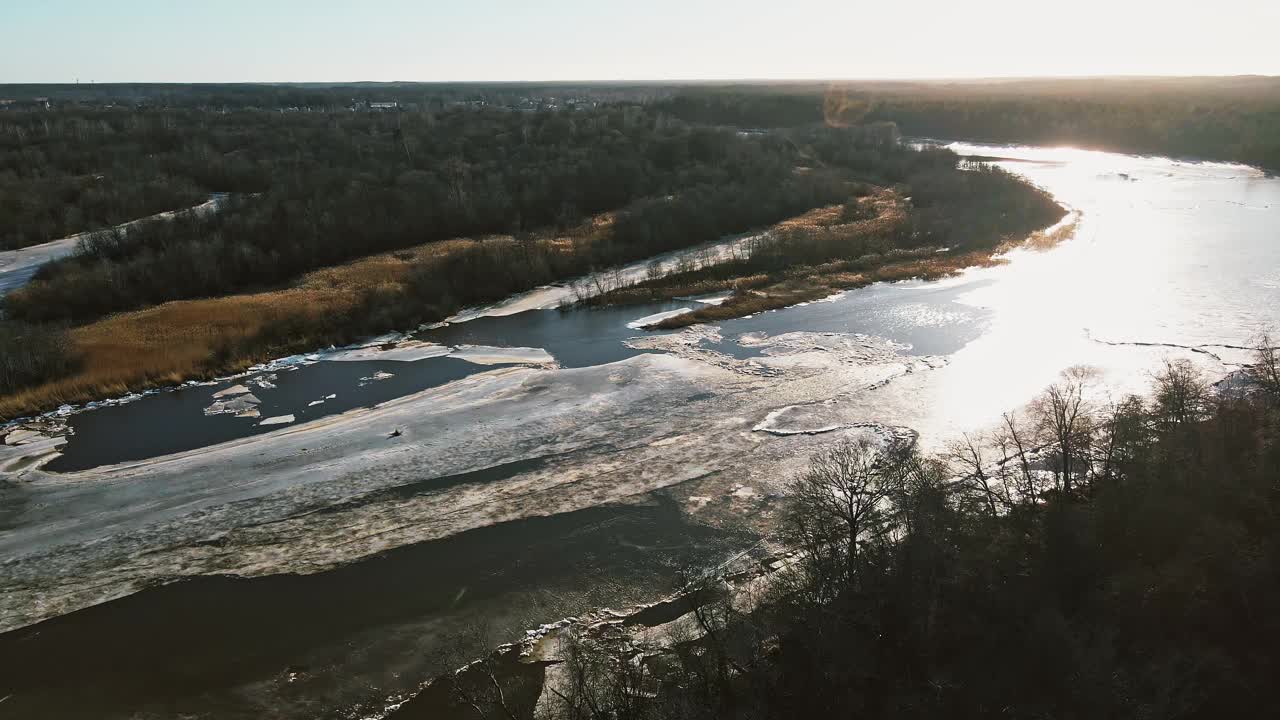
1, 143, 1277, 719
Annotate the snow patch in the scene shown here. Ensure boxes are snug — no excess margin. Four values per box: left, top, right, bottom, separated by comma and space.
626, 308, 693, 329
358, 371, 396, 386
204, 393, 262, 417
212, 384, 251, 398
326, 339, 451, 363
451, 345, 556, 366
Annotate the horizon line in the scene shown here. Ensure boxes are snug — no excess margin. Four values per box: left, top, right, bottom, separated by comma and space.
3, 73, 1280, 87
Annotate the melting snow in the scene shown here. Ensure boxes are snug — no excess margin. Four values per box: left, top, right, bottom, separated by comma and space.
451, 345, 556, 366
326, 340, 451, 363
626, 308, 693, 329
212, 384, 251, 398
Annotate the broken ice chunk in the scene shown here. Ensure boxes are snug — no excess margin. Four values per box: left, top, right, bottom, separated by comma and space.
212, 384, 251, 398
204, 393, 262, 416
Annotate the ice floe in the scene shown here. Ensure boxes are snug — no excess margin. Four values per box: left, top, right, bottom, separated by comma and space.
212, 384, 251, 398
204, 393, 262, 416
258, 414, 296, 426
450, 345, 556, 366
325, 339, 452, 363
249, 374, 278, 390
358, 371, 396, 385
625, 308, 693, 329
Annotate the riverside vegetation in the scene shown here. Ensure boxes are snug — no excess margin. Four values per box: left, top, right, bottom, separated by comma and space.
4, 77, 1269, 416
416, 348, 1280, 720
0, 106, 1058, 420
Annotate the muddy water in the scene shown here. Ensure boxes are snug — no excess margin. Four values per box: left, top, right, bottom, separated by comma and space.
3, 143, 1279, 719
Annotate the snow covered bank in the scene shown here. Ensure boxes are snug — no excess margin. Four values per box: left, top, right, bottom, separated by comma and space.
442, 231, 764, 325
625, 308, 693, 329
0, 194, 228, 297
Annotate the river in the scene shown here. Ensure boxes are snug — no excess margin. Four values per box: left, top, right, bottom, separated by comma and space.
0, 143, 1276, 719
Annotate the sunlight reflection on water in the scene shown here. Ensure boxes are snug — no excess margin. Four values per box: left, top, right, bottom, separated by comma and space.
904, 141, 1280, 438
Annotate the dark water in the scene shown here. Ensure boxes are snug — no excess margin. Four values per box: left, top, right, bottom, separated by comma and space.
0, 487, 754, 720
49, 283, 989, 472
48, 357, 484, 472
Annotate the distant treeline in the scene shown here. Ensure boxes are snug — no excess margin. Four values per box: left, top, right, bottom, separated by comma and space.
656, 77, 1280, 170
0, 81, 675, 110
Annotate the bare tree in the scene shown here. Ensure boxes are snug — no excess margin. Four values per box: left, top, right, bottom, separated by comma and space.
784, 438, 907, 599
434, 622, 526, 720
1251, 330, 1280, 400
993, 411, 1041, 504
543, 631, 656, 720
943, 431, 1010, 516
1151, 358, 1212, 429
1030, 366, 1099, 496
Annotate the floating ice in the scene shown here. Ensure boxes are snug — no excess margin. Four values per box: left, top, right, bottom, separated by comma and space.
249, 374, 278, 390
358, 371, 396, 384
3, 428, 42, 446
451, 345, 556, 366
626, 308, 693, 329
325, 339, 452, 362
204, 393, 262, 416
258, 414, 296, 426
212, 384, 251, 398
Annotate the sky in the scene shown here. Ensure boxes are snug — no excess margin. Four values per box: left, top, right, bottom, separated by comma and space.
3, 0, 1279, 83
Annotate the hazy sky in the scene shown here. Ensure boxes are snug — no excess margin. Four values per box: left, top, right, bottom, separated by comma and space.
4, 0, 1279, 83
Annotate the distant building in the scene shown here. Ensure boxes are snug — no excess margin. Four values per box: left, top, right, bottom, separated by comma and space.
1, 97, 50, 110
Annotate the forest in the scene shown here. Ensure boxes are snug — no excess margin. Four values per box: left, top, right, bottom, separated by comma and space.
656, 77, 1280, 171
423, 347, 1280, 720
9, 76, 1257, 411
0, 104, 1060, 416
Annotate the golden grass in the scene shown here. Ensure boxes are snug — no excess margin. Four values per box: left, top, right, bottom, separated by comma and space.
0, 290, 339, 419
1017, 213, 1080, 251
611, 188, 1073, 331
0, 217, 616, 420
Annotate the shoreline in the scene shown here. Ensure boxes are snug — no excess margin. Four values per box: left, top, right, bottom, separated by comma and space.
588, 198, 1076, 332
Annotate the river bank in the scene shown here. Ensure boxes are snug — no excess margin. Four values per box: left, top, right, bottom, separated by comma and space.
585, 180, 1068, 331
2, 141, 1277, 719
0, 194, 228, 297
